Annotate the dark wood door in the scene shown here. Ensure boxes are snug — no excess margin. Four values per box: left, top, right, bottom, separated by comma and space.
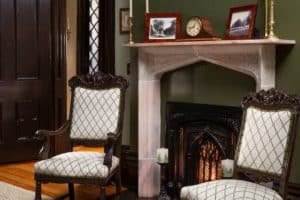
0, 0, 64, 163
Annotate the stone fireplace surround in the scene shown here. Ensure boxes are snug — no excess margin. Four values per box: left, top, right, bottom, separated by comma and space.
125, 39, 295, 197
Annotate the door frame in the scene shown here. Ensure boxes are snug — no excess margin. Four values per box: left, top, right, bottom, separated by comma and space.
52, 0, 67, 155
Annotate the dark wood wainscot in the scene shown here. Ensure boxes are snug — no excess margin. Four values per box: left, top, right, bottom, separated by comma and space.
121, 145, 138, 191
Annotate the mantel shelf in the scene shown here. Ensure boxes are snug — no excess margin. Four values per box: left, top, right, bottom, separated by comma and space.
131, 38, 296, 198
124, 38, 296, 48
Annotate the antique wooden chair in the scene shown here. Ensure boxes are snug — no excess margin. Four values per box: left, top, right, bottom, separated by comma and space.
34, 71, 128, 200
180, 89, 300, 200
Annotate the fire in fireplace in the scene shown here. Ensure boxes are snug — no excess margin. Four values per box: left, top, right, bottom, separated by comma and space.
198, 139, 222, 182
166, 102, 242, 198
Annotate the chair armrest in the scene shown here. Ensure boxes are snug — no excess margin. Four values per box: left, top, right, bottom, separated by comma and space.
103, 132, 119, 169
36, 121, 70, 160
36, 121, 70, 137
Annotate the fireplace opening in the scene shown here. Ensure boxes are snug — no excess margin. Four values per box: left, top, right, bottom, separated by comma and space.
166, 102, 242, 197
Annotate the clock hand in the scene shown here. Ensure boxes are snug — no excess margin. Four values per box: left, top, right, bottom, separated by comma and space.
192, 21, 196, 29
188, 21, 194, 27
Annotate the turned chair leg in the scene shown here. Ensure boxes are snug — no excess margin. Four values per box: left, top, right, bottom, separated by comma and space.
99, 186, 106, 200
35, 181, 42, 200
68, 183, 75, 200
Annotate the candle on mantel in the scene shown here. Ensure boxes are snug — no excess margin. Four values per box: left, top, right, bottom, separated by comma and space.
221, 159, 234, 178
145, 0, 149, 13
156, 148, 168, 164
129, 0, 133, 17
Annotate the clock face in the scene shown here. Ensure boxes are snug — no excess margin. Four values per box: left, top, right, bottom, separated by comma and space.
186, 17, 202, 37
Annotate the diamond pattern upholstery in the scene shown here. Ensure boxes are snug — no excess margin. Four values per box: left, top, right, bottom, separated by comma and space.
237, 107, 291, 175
35, 152, 119, 178
70, 87, 121, 141
180, 179, 282, 200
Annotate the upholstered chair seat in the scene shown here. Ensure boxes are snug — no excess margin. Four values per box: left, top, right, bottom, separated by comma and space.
180, 179, 282, 200
35, 152, 119, 179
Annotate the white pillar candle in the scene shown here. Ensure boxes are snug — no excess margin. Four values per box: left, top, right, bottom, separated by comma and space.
145, 0, 149, 13
221, 159, 234, 178
129, 0, 133, 17
156, 148, 168, 164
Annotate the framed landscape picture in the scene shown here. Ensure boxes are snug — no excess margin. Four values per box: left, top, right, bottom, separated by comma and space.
144, 13, 181, 42
224, 5, 257, 40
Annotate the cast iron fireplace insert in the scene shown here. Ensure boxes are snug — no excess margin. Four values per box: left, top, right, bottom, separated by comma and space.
165, 102, 242, 198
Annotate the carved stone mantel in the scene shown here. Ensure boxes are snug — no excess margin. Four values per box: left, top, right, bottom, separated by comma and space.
126, 39, 295, 90
125, 39, 295, 198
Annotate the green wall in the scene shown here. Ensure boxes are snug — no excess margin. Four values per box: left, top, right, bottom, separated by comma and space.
115, 0, 132, 146
131, 0, 300, 183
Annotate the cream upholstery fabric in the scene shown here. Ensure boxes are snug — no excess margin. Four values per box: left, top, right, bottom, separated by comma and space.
35, 152, 119, 178
70, 87, 121, 140
237, 107, 291, 175
180, 179, 282, 200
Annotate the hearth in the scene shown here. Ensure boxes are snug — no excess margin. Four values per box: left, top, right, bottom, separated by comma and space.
165, 102, 242, 198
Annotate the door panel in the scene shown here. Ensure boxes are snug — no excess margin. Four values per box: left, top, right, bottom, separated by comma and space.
0, 104, 2, 143
16, 100, 39, 141
0, 0, 57, 163
16, 0, 39, 79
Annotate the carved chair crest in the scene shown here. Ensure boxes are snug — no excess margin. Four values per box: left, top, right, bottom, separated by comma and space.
69, 71, 128, 90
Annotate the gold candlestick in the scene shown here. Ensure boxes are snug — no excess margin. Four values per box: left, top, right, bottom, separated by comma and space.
128, 17, 134, 44
267, 0, 278, 40
264, 0, 269, 38
146, 0, 149, 13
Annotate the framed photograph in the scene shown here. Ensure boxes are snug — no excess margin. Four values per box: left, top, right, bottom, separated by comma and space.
144, 13, 181, 42
120, 8, 129, 34
224, 5, 257, 40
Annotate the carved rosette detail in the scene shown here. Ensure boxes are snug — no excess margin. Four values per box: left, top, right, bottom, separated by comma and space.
68, 71, 128, 90
242, 88, 300, 109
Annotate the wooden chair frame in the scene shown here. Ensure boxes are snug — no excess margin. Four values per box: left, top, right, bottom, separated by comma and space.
233, 89, 300, 199
34, 71, 128, 200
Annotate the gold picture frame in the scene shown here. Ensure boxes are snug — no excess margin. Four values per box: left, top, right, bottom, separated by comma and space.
120, 8, 129, 34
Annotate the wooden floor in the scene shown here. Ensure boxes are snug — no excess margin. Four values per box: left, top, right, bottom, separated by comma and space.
0, 147, 128, 199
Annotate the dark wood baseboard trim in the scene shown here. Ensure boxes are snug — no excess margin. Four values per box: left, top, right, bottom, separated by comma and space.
274, 182, 300, 199
121, 145, 138, 191
286, 182, 300, 199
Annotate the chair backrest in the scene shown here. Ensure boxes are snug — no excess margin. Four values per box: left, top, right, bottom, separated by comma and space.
68, 72, 128, 143
234, 89, 300, 197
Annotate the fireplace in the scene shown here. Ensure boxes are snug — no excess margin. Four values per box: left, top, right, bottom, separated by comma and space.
126, 40, 292, 198
165, 102, 242, 198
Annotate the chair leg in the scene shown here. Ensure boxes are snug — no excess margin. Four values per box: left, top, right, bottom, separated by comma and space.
115, 170, 122, 194
99, 186, 106, 200
68, 183, 75, 200
35, 181, 42, 200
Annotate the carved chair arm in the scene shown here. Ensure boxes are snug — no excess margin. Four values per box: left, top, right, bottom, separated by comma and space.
103, 132, 120, 169
36, 121, 70, 160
